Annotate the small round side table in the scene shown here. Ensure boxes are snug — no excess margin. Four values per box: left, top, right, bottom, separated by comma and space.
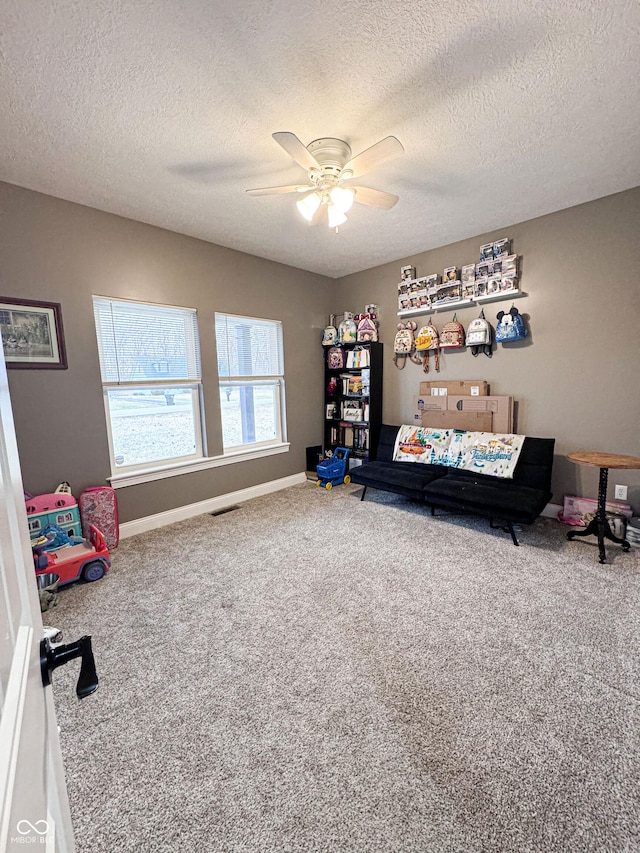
567, 451, 640, 564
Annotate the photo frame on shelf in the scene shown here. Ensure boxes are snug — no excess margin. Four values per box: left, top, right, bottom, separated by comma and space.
0, 297, 67, 369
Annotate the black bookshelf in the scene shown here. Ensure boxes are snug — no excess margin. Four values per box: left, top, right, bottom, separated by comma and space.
323, 342, 383, 463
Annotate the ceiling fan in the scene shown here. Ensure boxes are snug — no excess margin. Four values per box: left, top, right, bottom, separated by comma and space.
246, 132, 404, 228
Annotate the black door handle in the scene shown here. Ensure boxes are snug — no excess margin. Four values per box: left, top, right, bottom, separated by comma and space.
40, 635, 99, 699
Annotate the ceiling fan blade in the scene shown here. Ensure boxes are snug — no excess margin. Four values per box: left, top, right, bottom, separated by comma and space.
351, 186, 399, 209
246, 184, 314, 196
341, 136, 404, 179
272, 132, 320, 171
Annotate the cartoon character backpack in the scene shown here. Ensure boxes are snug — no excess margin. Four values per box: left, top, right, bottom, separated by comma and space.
496, 305, 528, 342
327, 345, 346, 369
439, 314, 466, 349
338, 313, 357, 344
355, 313, 378, 342
413, 321, 440, 372
466, 309, 493, 357
393, 321, 417, 369
322, 315, 338, 346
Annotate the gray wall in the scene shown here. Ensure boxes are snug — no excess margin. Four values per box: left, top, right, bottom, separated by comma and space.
335, 187, 640, 511
2, 181, 639, 521
0, 182, 336, 522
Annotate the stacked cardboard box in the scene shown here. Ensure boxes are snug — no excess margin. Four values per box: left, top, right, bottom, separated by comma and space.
419, 380, 489, 397
413, 381, 514, 433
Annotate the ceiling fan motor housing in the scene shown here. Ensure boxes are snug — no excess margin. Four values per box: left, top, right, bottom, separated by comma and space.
306, 138, 353, 188
307, 138, 352, 167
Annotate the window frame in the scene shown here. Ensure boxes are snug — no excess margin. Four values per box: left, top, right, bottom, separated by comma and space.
93, 296, 205, 477
102, 382, 205, 475
218, 378, 286, 452
215, 313, 287, 455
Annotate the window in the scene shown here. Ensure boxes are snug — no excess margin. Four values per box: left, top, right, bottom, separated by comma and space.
215, 313, 286, 452
93, 297, 204, 474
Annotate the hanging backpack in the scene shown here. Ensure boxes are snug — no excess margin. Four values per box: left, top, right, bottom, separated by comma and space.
466, 309, 493, 357
496, 305, 528, 342
439, 313, 466, 349
327, 346, 346, 369
393, 321, 417, 369
414, 321, 440, 372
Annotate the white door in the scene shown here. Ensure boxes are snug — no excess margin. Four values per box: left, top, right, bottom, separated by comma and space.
0, 348, 75, 851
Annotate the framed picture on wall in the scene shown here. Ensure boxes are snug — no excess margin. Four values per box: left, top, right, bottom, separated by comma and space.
0, 297, 67, 369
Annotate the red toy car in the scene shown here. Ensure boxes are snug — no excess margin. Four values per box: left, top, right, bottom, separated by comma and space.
34, 524, 111, 586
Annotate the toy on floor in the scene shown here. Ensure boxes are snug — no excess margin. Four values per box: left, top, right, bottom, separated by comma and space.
25, 491, 82, 541
79, 485, 120, 549
38, 523, 86, 551
316, 447, 352, 490
37, 573, 60, 612
34, 524, 111, 587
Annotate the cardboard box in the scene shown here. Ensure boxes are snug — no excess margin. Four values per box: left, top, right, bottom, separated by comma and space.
412, 395, 446, 425
420, 410, 493, 431
419, 380, 489, 397
413, 395, 448, 412
446, 396, 513, 434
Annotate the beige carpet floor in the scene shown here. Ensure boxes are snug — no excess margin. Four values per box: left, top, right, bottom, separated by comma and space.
50, 482, 640, 852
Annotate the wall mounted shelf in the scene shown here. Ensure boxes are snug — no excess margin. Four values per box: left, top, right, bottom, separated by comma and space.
475, 290, 527, 305
397, 290, 527, 319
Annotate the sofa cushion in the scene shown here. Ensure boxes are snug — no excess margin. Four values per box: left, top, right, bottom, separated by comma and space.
350, 460, 446, 498
373, 424, 403, 463
424, 472, 551, 523
433, 436, 555, 489
511, 436, 555, 491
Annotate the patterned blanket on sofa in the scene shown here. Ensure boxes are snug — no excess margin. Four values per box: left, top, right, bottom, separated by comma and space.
393, 425, 525, 479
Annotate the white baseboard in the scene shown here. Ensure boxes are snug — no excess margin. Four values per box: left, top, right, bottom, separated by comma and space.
119, 472, 307, 539
541, 502, 562, 519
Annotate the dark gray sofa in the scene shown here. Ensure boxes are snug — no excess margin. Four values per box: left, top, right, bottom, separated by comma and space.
350, 424, 555, 545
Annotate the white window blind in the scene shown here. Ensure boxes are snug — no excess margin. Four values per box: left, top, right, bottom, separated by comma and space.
215, 314, 283, 378
94, 297, 201, 384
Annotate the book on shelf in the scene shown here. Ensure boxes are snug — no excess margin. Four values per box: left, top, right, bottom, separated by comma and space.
332, 422, 370, 452
347, 374, 363, 395
353, 425, 369, 451
339, 372, 369, 397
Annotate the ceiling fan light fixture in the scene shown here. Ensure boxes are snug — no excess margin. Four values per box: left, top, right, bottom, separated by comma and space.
250, 132, 404, 228
329, 186, 355, 213
296, 191, 321, 222
327, 205, 348, 229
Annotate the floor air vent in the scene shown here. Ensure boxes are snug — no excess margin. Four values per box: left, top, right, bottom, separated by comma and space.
210, 505, 240, 517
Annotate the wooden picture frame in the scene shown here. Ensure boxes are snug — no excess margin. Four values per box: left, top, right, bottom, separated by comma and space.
0, 297, 67, 369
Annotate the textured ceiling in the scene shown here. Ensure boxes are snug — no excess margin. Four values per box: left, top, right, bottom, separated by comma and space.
1, 0, 639, 278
